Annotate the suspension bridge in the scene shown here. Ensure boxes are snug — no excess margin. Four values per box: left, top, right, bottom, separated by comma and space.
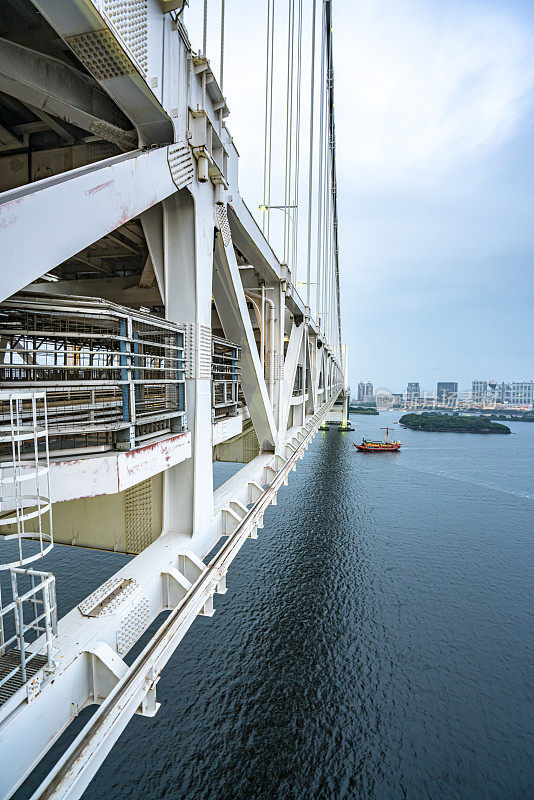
0, 1, 347, 797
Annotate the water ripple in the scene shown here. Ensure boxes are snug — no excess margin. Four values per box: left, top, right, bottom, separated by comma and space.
13, 415, 534, 800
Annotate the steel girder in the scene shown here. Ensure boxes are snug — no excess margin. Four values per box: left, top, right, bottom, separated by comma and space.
0, 147, 177, 303
213, 226, 277, 450
0, 37, 135, 150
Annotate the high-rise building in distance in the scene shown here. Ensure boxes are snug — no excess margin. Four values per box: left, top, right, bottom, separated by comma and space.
357, 381, 374, 402
510, 381, 534, 406
499, 382, 510, 404
472, 380, 487, 404
437, 381, 458, 406
406, 382, 420, 402
471, 380, 533, 407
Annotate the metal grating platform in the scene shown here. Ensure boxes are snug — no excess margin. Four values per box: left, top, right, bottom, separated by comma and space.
0, 650, 48, 707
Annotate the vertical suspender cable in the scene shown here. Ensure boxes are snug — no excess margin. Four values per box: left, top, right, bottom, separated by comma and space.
331, 216, 334, 346
326, 188, 330, 341
305, 0, 317, 308
283, 0, 295, 265
316, 1, 326, 328
323, 43, 329, 334
262, 0, 272, 233
220, 0, 225, 93
266, 0, 275, 238
292, 0, 303, 282
324, 149, 331, 342
287, 0, 295, 268
201, 0, 208, 109
322, 108, 330, 337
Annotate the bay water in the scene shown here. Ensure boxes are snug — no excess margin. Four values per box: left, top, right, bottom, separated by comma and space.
15, 412, 534, 799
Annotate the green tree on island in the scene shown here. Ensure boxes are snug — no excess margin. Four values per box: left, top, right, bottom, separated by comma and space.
399, 413, 511, 434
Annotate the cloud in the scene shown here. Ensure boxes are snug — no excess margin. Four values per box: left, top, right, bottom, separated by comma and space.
336, 0, 534, 181
183, 0, 534, 388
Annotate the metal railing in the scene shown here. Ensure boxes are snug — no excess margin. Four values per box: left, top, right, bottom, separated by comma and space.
0, 391, 53, 569
0, 296, 186, 454
0, 568, 57, 700
25, 391, 343, 800
212, 336, 241, 420
0, 391, 57, 706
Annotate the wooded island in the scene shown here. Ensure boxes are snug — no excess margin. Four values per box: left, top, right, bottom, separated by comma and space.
399, 413, 511, 434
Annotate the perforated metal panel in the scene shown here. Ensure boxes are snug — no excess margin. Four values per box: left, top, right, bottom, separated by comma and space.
103, 0, 148, 75
183, 323, 194, 378
124, 479, 154, 554
66, 29, 135, 80
89, 120, 136, 150
276, 354, 284, 381
167, 142, 194, 189
243, 430, 260, 463
198, 324, 212, 379
117, 597, 150, 654
78, 577, 139, 617
184, 324, 212, 380
265, 352, 283, 382
216, 205, 231, 247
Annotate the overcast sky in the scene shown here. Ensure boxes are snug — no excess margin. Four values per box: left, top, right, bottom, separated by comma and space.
184, 0, 534, 393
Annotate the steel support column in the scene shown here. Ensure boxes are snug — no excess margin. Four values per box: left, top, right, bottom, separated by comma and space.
162, 188, 214, 539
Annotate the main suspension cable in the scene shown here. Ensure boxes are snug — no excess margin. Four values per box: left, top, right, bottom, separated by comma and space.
316, 0, 326, 327
324, 0, 342, 357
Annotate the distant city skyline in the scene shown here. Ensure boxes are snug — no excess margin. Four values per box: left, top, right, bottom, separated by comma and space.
350, 377, 534, 395
353, 377, 534, 397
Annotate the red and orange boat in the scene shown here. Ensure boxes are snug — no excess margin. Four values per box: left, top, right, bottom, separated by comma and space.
354, 427, 401, 452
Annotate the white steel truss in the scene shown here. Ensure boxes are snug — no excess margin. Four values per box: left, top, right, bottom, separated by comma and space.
0, 2, 345, 798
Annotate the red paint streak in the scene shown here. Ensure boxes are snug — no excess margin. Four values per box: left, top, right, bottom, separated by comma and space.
85, 179, 114, 196
0, 196, 23, 210
50, 433, 190, 499
123, 432, 189, 477
0, 197, 23, 229
117, 204, 135, 227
